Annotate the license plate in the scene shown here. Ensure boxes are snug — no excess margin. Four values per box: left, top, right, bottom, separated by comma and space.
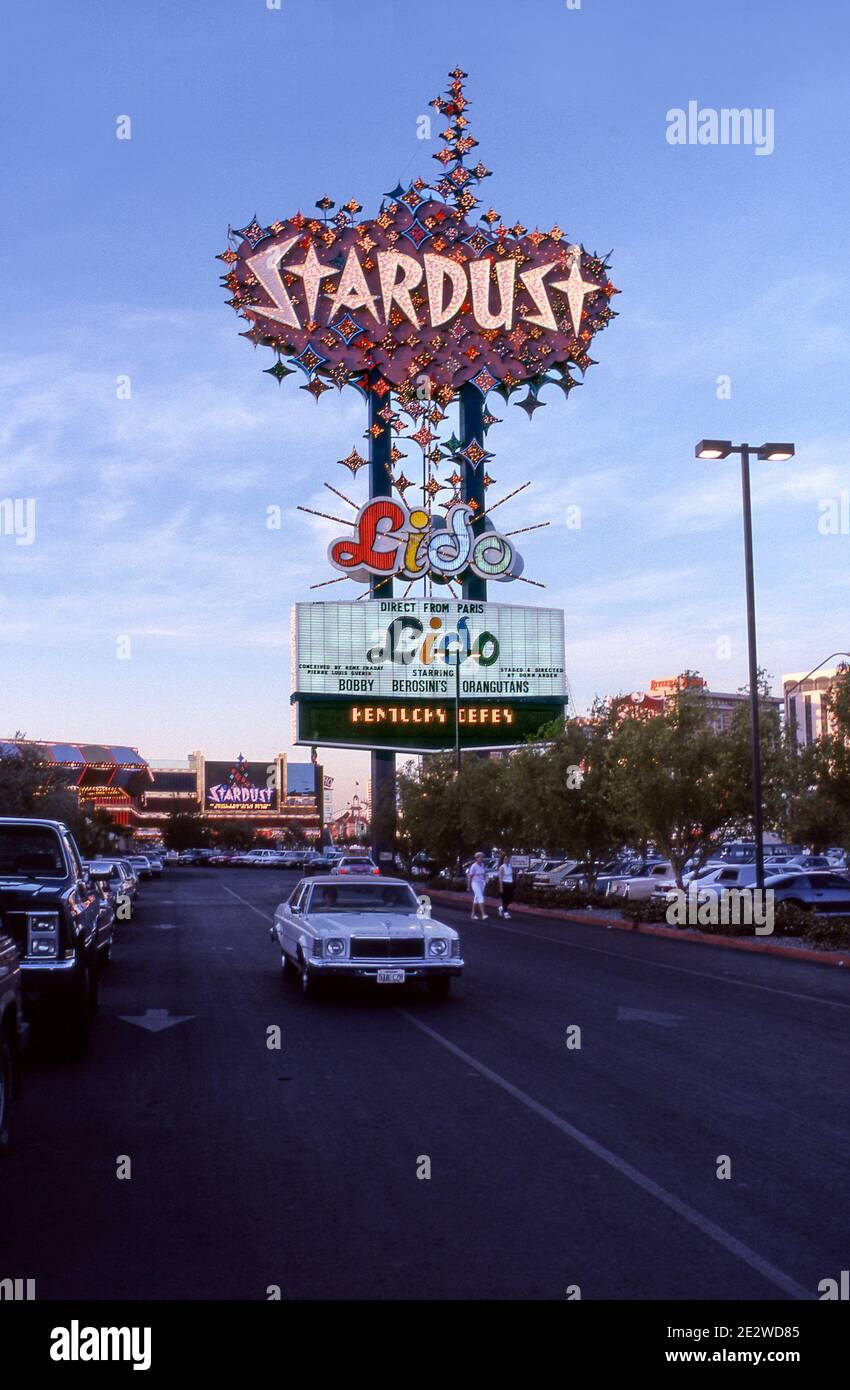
376, 969, 405, 984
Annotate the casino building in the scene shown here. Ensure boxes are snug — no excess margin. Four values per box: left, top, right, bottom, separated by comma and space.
0, 738, 153, 826
138, 752, 324, 842
0, 739, 323, 842
611, 676, 782, 734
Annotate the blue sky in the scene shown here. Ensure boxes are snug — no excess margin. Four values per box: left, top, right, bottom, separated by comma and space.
2, 0, 848, 806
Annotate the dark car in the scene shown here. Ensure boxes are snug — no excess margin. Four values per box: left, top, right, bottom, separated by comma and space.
0, 920, 23, 1149
302, 853, 334, 876
89, 858, 135, 917
765, 870, 850, 914
0, 818, 102, 1057
87, 863, 122, 960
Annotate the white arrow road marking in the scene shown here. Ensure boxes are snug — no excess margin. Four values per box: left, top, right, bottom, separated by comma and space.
398, 1010, 810, 1301
617, 1007, 683, 1027
119, 1009, 195, 1033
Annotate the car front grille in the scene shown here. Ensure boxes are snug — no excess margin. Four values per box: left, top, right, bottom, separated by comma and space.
350, 938, 425, 960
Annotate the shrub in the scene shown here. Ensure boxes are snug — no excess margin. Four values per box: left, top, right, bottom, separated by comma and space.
802, 915, 850, 950
771, 902, 815, 938
621, 899, 669, 925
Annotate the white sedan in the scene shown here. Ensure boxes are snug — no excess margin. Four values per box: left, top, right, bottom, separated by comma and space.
270, 876, 463, 999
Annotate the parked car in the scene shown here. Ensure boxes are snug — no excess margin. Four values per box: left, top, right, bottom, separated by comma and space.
529, 859, 577, 888
607, 861, 675, 901
177, 849, 207, 866
332, 855, 380, 877
717, 842, 757, 864
111, 859, 138, 902
763, 870, 850, 913
652, 862, 760, 903
128, 855, 153, 880
409, 851, 441, 880
557, 858, 636, 893
271, 876, 463, 998
86, 863, 119, 964
237, 850, 279, 868
302, 853, 335, 876
0, 916, 23, 1149
785, 855, 832, 871
0, 818, 102, 1056
94, 859, 136, 915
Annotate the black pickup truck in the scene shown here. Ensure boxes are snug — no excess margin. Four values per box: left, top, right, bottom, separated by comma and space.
0, 917, 23, 1148
0, 818, 104, 1057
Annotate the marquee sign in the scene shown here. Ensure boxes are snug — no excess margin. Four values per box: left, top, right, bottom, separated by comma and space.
291, 600, 566, 700
328, 498, 522, 585
222, 69, 618, 407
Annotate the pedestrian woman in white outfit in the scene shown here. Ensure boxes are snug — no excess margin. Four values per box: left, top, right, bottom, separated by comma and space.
497, 852, 514, 918
467, 852, 488, 920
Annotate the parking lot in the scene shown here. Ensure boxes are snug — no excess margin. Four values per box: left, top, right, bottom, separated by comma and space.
3, 865, 849, 1300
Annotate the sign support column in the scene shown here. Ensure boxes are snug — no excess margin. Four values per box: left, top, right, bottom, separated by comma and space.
460, 383, 487, 603
369, 390, 396, 863
460, 382, 487, 775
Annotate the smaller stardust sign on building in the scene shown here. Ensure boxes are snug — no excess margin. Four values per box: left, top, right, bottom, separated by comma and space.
291, 600, 566, 752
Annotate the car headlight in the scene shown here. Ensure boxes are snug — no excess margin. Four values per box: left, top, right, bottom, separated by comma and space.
326, 938, 345, 957
428, 937, 449, 957
27, 910, 60, 958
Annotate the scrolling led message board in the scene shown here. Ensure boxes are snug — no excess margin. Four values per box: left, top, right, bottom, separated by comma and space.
221, 69, 618, 409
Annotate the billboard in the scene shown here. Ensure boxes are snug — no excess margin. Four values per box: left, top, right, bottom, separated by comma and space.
292, 600, 565, 700
291, 599, 566, 752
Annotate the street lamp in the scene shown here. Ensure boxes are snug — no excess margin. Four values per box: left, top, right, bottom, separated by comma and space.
694, 439, 795, 890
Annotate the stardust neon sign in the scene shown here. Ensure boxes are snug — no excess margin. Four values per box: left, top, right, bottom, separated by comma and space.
328, 498, 522, 585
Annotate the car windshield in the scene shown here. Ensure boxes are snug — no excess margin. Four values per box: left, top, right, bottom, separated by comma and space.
0, 825, 67, 879
307, 882, 419, 913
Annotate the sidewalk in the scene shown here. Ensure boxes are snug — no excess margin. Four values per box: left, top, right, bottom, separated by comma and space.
426, 888, 850, 969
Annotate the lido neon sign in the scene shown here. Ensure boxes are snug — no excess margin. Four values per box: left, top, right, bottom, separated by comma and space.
328, 498, 522, 585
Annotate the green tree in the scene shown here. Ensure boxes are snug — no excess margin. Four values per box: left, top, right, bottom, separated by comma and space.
162, 811, 208, 850
0, 746, 116, 856
506, 706, 629, 886
782, 665, 850, 851
611, 687, 750, 888
397, 755, 462, 869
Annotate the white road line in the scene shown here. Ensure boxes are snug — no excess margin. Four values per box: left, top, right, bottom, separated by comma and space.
447, 914, 850, 1010
398, 1009, 811, 1302
221, 885, 276, 922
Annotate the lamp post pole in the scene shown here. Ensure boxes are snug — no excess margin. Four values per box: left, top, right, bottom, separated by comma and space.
738, 445, 765, 893
695, 440, 795, 895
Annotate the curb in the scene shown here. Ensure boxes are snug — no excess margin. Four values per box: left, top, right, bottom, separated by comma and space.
424, 889, 850, 969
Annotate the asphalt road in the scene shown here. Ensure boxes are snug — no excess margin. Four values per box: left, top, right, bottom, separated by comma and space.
4, 867, 849, 1301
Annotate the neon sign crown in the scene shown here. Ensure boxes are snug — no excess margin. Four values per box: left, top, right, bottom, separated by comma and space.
221, 68, 619, 409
